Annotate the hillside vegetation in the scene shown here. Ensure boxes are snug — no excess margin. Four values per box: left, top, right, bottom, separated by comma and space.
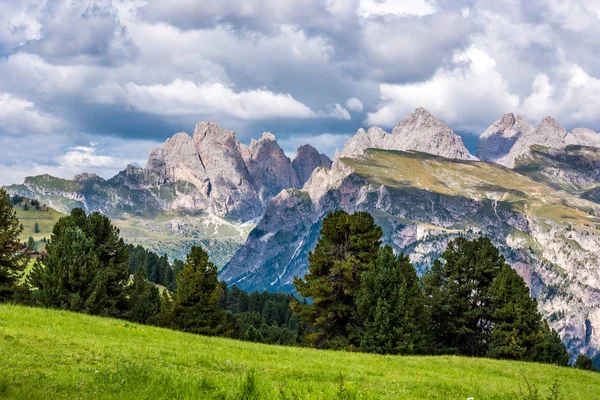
1, 305, 599, 399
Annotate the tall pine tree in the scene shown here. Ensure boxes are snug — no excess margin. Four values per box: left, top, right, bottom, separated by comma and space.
487, 265, 544, 360
169, 246, 226, 335
356, 245, 431, 355
126, 267, 161, 324
292, 210, 382, 349
423, 237, 505, 356
0, 188, 27, 301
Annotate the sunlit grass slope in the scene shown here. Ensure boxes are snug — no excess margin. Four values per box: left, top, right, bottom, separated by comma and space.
15, 204, 64, 251
1, 305, 599, 399
342, 149, 600, 229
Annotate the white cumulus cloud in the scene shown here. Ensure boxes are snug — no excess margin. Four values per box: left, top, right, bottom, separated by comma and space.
0, 92, 63, 135
345, 97, 364, 113
366, 47, 520, 133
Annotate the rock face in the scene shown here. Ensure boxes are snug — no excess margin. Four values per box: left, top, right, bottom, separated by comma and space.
477, 113, 534, 164
292, 144, 333, 186
337, 107, 476, 160
143, 122, 335, 219
244, 132, 300, 204
567, 128, 600, 148
191, 122, 261, 218
478, 114, 600, 168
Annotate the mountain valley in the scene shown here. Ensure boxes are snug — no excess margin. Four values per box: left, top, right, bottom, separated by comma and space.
6, 108, 600, 358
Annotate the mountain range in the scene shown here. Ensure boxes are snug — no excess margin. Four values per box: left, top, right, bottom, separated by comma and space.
6, 107, 600, 359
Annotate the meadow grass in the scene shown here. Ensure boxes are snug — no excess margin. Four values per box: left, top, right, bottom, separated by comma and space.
1, 305, 599, 399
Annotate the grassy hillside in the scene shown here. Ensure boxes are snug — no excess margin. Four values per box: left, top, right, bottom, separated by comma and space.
342, 149, 600, 229
1, 305, 599, 399
14, 204, 64, 251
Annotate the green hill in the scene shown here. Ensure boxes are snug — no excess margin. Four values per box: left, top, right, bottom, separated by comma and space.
14, 202, 65, 251
1, 305, 599, 399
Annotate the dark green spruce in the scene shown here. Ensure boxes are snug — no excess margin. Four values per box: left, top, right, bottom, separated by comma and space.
0, 188, 27, 301
292, 210, 383, 349
356, 245, 431, 355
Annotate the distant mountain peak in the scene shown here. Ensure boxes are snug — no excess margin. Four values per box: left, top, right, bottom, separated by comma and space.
292, 144, 332, 186
337, 108, 475, 161
73, 173, 103, 183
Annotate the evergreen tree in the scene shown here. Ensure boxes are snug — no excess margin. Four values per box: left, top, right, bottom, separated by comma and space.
28, 208, 130, 316
27, 236, 35, 251
292, 210, 382, 349
574, 354, 597, 372
169, 259, 184, 291
0, 188, 27, 301
170, 246, 226, 335
34, 223, 40, 234
423, 237, 570, 363
487, 265, 544, 361
126, 267, 161, 324
532, 321, 570, 366
356, 245, 431, 355
423, 237, 506, 356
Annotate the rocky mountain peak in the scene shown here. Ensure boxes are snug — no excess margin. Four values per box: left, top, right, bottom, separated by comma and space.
537, 116, 567, 137
389, 108, 476, 160
337, 109, 475, 161
477, 113, 534, 164
292, 144, 332, 186
260, 131, 276, 141
567, 128, 600, 148
498, 112, 516, 130
244, 132, 300, 203
401, 106, 436, 126
501, 116, 567, 168
73, 173, 103, 183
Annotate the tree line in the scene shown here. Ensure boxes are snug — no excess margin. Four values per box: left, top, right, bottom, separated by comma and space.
0, 189, 596, 369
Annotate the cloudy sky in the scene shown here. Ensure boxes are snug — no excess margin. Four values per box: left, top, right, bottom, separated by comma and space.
1, 0, 600, 185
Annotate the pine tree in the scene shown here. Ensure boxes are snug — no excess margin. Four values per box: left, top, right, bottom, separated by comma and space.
423, 237, 505, 356
28, 208, 130, 316
126, 267, 161, 324
34, 222, 40, 234
0, 188, 27, 301
356, 245, 431, 355
423, 237, 570, 363
168, 259, 184, 291
292, 210, 382, 349
487, 265, 544, 360
532, 321, 570, 366
574, 354, 597, 372
27, 236, 35, 251
170, 246, 226, 335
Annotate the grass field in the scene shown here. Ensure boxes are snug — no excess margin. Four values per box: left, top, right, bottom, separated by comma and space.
1, 305, 599, 399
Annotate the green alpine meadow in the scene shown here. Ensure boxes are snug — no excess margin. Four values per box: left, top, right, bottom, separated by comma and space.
1, 304, 599, 400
